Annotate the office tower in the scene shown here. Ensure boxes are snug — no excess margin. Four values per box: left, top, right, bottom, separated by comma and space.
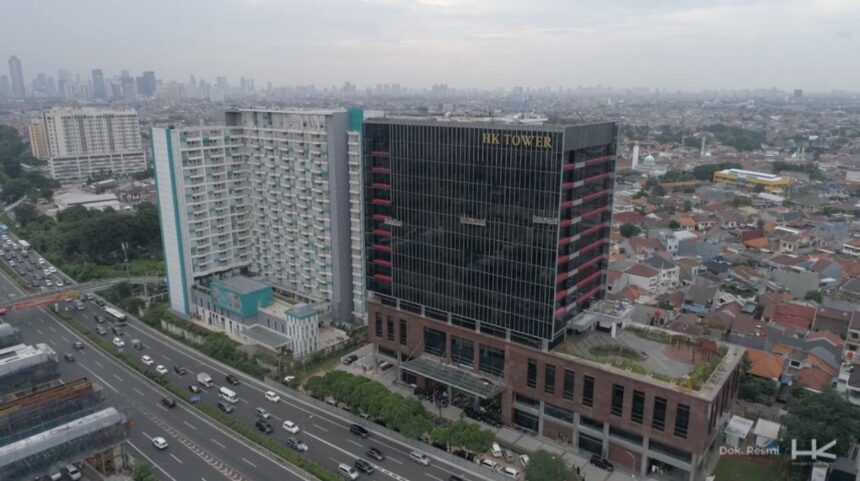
41, 107, 146, 183
0, 76, 9, 98
28, 118, 49, 161
793, 88, 803, 100
216, 76, 228, 90
91, 69, 105, 99
363, 117, 742, 481
152, 108, 359, 326
8, 56, 25, 98
139, 71, 156, 97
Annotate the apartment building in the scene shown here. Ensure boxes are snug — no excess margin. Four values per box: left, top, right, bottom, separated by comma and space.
27, 118, 49, 161
153, 108, 359, 325
41, 107, 146, 183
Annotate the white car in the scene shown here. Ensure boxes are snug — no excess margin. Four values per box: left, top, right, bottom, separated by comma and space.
265, 390, 280, 403
112, 337, 125, 348
152, 436, 169, 450
45, 280, 53, 287
282, 420, 300, 433
56, 280, 64, 287
48, 267, 57, 273
409, 451, 431, 466
155, 365, 168, 375
498, 466, 519, 479
38, 258, 45, 265
141, 355, 154, 366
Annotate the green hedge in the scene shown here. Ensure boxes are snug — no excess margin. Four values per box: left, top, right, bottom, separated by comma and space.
59, 315, 335, 481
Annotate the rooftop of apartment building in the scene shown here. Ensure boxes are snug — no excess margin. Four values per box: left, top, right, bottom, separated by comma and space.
364, 113, 615, 130
227, 107, 347, 116
553, 300, 744, 399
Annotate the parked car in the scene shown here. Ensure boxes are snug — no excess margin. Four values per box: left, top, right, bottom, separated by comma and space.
589, 455, 614, 472
342, 354, 359, 365
498, 466, 519, 479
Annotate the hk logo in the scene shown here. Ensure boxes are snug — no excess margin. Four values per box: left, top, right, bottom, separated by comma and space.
791, 439, 837, 461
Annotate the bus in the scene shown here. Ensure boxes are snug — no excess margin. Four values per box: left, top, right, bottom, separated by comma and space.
104, 306, 127, 325
18, 240, 30, 251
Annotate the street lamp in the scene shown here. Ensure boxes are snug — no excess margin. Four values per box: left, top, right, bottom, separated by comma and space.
621, 449, 638, 479
120, 242, 130, 280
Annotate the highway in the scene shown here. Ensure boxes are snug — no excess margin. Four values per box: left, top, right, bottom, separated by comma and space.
0, 272, 318, 481
0, 239, 493, 481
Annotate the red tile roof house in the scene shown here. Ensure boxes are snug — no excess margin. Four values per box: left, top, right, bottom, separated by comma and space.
611, 211, 645, 227
768, 303, 817, 332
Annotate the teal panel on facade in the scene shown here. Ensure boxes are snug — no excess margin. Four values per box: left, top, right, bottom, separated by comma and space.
211, 276, 273, 317
348, 108, 364, 132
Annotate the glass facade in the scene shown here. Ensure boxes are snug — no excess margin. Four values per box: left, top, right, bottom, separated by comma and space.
364, 120, 616, 343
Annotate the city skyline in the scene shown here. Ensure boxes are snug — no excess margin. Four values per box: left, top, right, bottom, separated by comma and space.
2, 0, 859, 92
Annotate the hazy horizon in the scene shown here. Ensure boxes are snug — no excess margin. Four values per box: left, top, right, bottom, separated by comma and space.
3, 0, 859, 92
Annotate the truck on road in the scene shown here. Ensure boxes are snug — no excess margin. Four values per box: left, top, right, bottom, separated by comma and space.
197, 372, 213, 388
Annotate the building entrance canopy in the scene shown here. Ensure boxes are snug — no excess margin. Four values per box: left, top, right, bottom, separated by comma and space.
401, 357, 503, 399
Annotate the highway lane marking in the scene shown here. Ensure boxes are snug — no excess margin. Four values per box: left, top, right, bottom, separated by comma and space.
132, 388, 145, 396
388, 456, 403, 465
169, 453, 184, 464
77, 363, 119, 394
183, 421, 197, 431
210, 439, 226, 449
93, 360, 103, 368
426, 475, 442, 481
312, 424, 328, 432
162, 354, 172, 361
113, 374, 123, 382
241, 458, 258, 468
35, 328, 43, 336
328, 457, 345, 465
128, 441, 179, 481
142, 431, 152, 440
48, 325, 56, 333
61, 335, 70, 343
238, 398, 249, 404
347, 439, 364, 448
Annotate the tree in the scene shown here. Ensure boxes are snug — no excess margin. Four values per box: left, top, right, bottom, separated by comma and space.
133, 463, 157, 481
669, 219, 681, 230
781, 388, 860, 460
619, 224, 641, 238
432, 419, 494, 453
683, 200, 693, 212
804, 290, 822, 303
692, 162, 743, 182
525, 450, 578, 481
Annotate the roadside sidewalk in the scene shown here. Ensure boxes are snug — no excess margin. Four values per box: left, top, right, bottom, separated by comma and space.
340, 346, 660, 481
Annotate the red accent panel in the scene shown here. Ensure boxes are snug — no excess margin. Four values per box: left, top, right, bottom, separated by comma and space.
561, 182, 575, 190
373, 259, 392, 267
373, 229, 392, 237
582, 189, 609, 203
581, 222, 608, 238
584, 172, 611, 183
578, 238, 606, 255
585, 155, 611, 166
563, 163, 577, 171
556, 272, 570, 283
577, 271, 602, 288
559, 236, 572, 246
372, 198, 392, 206
554, 306, 566, 316
557, 254, 570, 264
371, 151, 390, 158
372, 167, 391, 174
372, 214, 389, 221
559, 219, 572, 227
372, 183, 391, 190
582, 206, 608, 220
578, 254, 605, 271
374, 274, 393, 282
373, 244, 392, 252
555, 290, 567, 301
577, 286, 602, 303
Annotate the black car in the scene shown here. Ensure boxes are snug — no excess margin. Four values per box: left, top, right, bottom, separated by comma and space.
286, 437, 308, 452
174, 365, 188, 375
94, 314, 104, 323
188, 384, 201, 393
217, 401, 234, 413
226, 374, 240, 385
112, 326, 123, 336
255, 420, 273, 434
95, 325, 107, 335
589, 455, 614, 472
95, 299, 105, 307
350, 424, 368, 438
161, 397, 177, 408
63, 352, 75, 362
354, 459, 374, 474
367, 447, 385, 461
448, 476, 465, 481
342, 354, 358, 365
72, 341, 84, 350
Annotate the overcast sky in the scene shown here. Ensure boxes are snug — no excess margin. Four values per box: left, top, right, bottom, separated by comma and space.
2, 0, 858, 91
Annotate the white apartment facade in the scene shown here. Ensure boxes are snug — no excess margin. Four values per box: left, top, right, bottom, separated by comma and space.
153, 108, 361, 323
42, 107, 147, 183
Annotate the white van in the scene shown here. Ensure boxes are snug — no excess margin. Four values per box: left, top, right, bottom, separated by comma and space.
338, 463, 359, 480
219, 386, 238, 404
491, 442, 503, 457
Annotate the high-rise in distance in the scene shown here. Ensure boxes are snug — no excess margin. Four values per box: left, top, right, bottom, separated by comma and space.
8, 56, 25, 99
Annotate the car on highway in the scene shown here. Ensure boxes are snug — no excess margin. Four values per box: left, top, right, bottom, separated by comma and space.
255, 420, 274, 434
217, 401, 234, 413
94, 314, 104, 323
350, 424, 368, 438
112, 326, 123, 336
95, 325, 107, 335
225, 374, 240, 385
338, 463, 359, 481
60, 464, 82, 481
255, 407, 271, 419
286, 436, 308, 452
265, 390, 280, 402
367, 447, 385, 461
188, 384, 201, 393
161, 397, 177, 408
409, 451, 431, 466
141, 355, 154, 366
64, 352, 75, 362
152, 437, 169, 450
72, 341, 84, 350
155, 364, 168, 375
589, 455, 613, 472
282, 420, 300, 433
354, 459, 374, 474
95, 298, 105, 307
112, 337, 125, 348
56, 280, 64, 287
174, 365, 188, 375
131, 339, 143, 350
